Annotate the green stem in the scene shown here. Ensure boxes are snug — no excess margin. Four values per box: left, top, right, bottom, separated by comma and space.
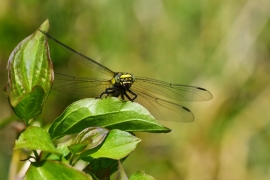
33, 150, 39, 161
69, 154, 74, 165
69, 154, 80, 166
71, 157, 80, 166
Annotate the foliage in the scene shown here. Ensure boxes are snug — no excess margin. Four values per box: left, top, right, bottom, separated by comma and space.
5, 20, 53, 125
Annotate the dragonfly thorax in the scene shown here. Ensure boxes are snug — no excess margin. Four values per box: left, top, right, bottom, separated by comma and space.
111, 72, 135, 89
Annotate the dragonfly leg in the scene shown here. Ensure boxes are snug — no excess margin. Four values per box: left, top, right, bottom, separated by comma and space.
121, 93, 125, 100
123, 91, 133, 101
127, 89, 137, 101
100, 87, 117, 98
123, 89, 137, 101
99, 91, 106, 98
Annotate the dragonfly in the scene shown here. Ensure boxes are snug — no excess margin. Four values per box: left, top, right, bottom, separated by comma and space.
39, 30, 213, 122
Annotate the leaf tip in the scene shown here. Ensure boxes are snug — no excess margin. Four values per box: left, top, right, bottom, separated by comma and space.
39, 19, 50, 33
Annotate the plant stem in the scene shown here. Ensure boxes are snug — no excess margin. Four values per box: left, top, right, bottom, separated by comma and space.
33, 150, 39, 161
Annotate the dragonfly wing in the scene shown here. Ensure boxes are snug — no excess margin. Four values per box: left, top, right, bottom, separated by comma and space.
131, 87, 194, 122
39, 30, 115, 76
135, 76, 213, 102
53, 73, 111, 97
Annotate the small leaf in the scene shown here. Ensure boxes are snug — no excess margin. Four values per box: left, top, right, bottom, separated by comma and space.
15, 126, 60, 156
129, 171, 156, 180
6, 19, 53, 124
49, 98, 171, 139
46, 140, 72, 161
81, 129, 141, 160
83, 158, 125, 180
24, 160, 93, 180
69, 127, 109, 154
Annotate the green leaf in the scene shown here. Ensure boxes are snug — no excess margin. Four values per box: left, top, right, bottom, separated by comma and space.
15, 126, 60, 156
129, 171, 156, 180
69, 127, 109, 154
83, 158, 125, 180
46, 140, 73, 161
81, 129, 141, 160
6, 19, 53, 124
49, 98, 171, 139
10, 86, 45, 123
24, 160, 93, 180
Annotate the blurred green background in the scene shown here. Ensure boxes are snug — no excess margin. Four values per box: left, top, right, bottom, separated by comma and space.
1, 0, 270, 179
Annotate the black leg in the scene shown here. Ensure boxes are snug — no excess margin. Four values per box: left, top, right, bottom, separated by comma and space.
127, 89, 137, 101
100, 87, 117, 98
121, 93, 125, 100
123, 91, 133, 101
99, 91, 106, 98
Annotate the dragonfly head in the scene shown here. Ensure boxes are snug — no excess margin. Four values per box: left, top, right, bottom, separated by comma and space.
111, 72, 135, 88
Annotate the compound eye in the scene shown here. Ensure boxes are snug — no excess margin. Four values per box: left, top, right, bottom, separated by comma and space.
115, 74, 121, 83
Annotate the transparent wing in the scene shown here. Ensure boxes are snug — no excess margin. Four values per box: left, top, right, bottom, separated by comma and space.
131, 87, 194, 122
135, 76, 213, 101
53, 73, 111, 97
39, 30, 115, 76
